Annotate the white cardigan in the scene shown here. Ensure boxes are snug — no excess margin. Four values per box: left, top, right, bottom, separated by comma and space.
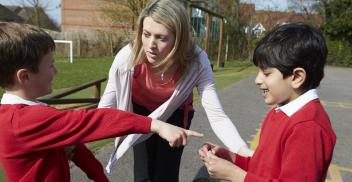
98, 44, 247, 173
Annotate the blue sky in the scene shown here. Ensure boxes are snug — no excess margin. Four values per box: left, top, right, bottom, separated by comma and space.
0, 0, 289, 26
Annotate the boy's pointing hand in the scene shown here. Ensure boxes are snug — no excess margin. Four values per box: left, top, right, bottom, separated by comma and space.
150, 119, 203, 147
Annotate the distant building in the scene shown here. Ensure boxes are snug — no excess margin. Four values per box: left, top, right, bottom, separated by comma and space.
16, 6, 58, 31
60, 0, 323, 35
61, 0, 207, 33
252, 10, 324, 37
0, 4, 23, 23
0, 4, 58, 31
251, 23, 265, 37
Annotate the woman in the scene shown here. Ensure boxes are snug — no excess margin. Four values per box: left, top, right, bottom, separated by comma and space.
98, 0, 254, 181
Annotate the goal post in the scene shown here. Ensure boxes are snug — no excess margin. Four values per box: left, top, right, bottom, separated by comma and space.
54, 40, 73, 63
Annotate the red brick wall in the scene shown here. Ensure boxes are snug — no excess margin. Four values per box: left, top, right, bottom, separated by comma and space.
61, 0, 129, 32
61, 0, 204, 33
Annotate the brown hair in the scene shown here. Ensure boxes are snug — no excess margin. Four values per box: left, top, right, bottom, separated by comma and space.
0, 22, 55, 89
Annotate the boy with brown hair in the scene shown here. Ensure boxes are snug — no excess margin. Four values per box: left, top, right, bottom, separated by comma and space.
198, 22, 336, 181
0, 22, 203, 182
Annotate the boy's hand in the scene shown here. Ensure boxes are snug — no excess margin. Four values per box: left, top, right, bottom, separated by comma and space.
202, 152, 246, 182
198, 142, 232, 162
150, 119, 203, 147
64, 145, 76, 160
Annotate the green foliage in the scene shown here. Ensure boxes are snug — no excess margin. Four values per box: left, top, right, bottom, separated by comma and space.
319, 0, 352, 67
100, 0, 147, 30
324, 36, 352, 67
205, 0, 251, 61
321, 0, 352, 42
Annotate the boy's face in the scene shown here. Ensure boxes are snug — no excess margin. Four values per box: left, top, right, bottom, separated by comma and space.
29, 51, 57, 98
255, 67, 298, 106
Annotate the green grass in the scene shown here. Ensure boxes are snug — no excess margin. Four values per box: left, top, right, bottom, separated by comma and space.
0, 56, 115, 97
51, 56, 114, 90
0, 165, 4, 181
0, 58, 257, 181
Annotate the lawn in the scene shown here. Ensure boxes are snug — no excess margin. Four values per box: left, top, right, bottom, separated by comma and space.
0, 57, 257, 181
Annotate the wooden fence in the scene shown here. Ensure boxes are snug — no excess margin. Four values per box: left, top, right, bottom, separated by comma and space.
38, 77, 106, 105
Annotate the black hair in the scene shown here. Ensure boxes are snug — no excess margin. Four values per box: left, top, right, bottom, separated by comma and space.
253, 22, 327, 93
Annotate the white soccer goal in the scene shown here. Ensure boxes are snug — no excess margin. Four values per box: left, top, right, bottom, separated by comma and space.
54, 40, 73, 63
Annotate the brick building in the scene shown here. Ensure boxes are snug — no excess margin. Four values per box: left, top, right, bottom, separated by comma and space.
61, 0, 108, 32
61, 0, 207, 33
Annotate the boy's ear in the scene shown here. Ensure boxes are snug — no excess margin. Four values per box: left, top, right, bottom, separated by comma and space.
16, 69, 30, 86
291, 68, 306, 89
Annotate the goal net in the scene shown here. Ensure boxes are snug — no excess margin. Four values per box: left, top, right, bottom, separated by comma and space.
54, 40, 73, 63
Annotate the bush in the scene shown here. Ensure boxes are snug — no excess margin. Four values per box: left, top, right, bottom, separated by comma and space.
325, 36, 352, 67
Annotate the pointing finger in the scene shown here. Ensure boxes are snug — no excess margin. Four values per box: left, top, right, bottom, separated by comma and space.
185, 130, 204, 138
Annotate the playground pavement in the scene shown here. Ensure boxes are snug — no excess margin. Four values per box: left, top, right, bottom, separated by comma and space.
70, 67, 352, 182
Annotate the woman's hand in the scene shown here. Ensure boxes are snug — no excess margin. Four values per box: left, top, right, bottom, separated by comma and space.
202, 152, 246, 182
150, 119, 203, 147
237, 145, 255, 157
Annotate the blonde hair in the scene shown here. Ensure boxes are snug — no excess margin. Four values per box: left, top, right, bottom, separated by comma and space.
126, 0, 200, 85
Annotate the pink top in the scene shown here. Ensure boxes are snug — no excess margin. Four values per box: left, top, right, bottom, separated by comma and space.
132, 61, 194, 128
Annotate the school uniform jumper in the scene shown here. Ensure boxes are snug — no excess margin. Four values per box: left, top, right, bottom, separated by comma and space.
0, 94, 151, 182
234, 90, 336, 182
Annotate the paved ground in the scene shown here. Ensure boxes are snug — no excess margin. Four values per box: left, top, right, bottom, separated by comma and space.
70, 66, 352, 182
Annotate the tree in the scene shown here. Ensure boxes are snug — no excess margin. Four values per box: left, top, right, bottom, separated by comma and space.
320, 0, 352, 42
16, 0, 57, 29
100, 0, 148, 31
203, 0, 247, 61
288, 0, 325, 27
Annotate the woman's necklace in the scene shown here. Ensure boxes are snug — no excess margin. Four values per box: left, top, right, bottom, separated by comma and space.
156, 66, 165, 80
148, 62, 168, 81
161, 71, 164, 80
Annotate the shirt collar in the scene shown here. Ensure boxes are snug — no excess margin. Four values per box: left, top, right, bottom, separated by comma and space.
1, 93, 47, 106
275, 88, 318, 117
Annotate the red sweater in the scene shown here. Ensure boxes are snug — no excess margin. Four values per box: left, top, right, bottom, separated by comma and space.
0, 104, 151, 182
235, 99, 336, 182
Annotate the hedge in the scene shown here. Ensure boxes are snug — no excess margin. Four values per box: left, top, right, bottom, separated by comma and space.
325, 36, 352, 67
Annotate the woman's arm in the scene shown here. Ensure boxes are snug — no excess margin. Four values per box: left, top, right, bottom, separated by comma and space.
195, 50, 253, 156
98, 65, 117, 109
98, 44, 133, 109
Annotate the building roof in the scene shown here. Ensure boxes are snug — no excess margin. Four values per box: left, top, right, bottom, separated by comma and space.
0, 4, 23, 22
254, 10, 324, 31
4, 5, 58, 31
17, 7, 37, 21
4, 5, 21, 14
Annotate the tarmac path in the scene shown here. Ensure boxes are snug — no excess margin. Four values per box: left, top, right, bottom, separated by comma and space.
70, 66, 352, 182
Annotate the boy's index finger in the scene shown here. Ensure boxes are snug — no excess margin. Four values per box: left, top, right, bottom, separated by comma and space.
185, 130, 204, 138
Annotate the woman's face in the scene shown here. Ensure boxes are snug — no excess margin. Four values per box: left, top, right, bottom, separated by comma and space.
142, 16, 175, 65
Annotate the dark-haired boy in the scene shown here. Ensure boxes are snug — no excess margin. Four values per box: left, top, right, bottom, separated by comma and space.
0, 22, 203, 182
198, 22, 336, 181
